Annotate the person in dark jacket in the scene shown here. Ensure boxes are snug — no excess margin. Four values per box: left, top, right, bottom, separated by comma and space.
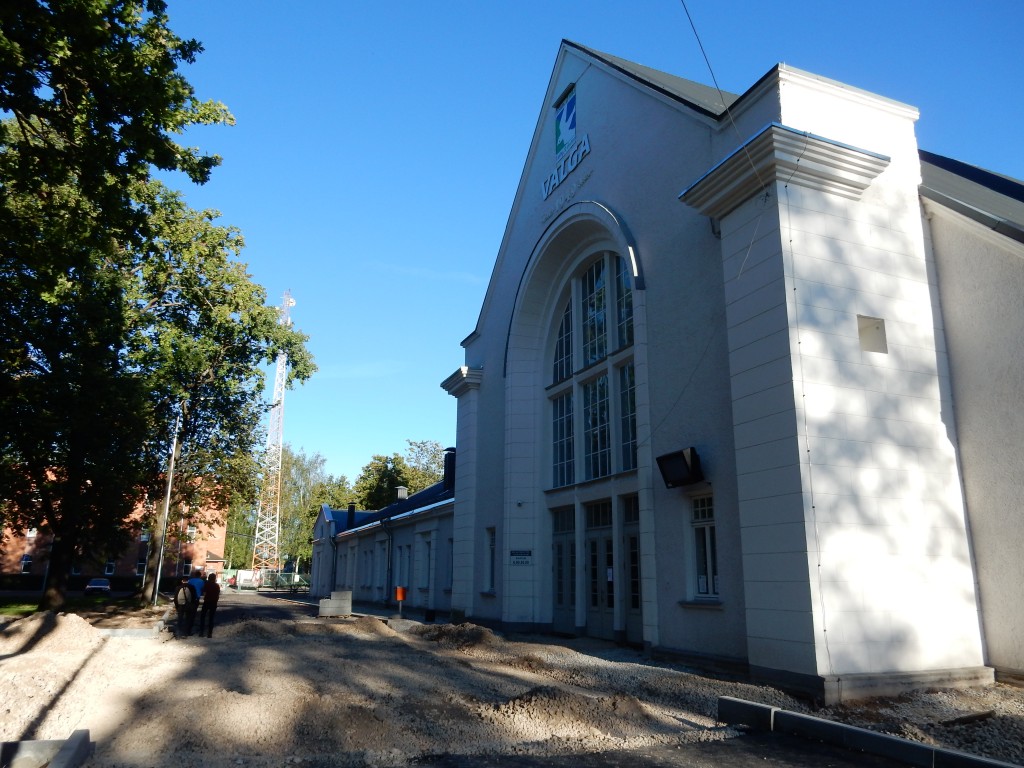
198, 572, 221, 638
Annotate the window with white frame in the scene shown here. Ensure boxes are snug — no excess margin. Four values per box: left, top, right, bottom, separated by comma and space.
548, 251, 635, 488
552, 392, 575, 487
692, 495, 718, 598
582, 374, 611, 480
618, 363, 637, 471
136, 559, 146, 576
105, 560, 116, 576
20, 554, 32, 574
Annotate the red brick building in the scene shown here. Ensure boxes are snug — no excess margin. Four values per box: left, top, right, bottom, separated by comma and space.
1, 514, 227, 588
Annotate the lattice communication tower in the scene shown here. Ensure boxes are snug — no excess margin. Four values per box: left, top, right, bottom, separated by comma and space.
251, 291, 295, 574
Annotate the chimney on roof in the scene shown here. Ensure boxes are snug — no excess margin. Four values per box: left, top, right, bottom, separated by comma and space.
443, 447, 456, 492
346, 502, 355, 530
396, 486, 408, 501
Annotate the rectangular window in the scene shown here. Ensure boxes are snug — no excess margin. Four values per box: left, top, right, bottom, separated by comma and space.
181, 559, 191, 576
692, 496, 718, 597
186, 524, 197, 541
585, 501, 612, 529
486, 527, 496, 592
105, 560, 116, 576
421, 539, 432, 590
618, 362, 637, 471
447, 538, 454, 590
622, 494, 640, 524
583, 375, 610, 480
20, 554, 32, 574
552, 392, 575, 487
615, 255, 634, 349
136, 559, 146, 576
581, 259, 606, 365
377, 541, 387, 591
552, 300, 573, 383
552, 506, 575, 534
140, 530, 151, 542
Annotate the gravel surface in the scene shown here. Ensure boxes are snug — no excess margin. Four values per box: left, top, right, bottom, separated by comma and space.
0, 607, 1021, 767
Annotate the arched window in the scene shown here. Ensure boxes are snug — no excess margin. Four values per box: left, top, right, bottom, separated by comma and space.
549, 251, 637, 487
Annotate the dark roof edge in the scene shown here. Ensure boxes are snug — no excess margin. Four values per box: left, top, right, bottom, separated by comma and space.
562, 39, 724, 119
920, 186, 1024, 246
920, 150, 1024, 205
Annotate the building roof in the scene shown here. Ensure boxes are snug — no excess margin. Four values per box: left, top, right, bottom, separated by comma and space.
920, 150, 1024, 244
326, 480, 454, 539
564, 40, 738, 118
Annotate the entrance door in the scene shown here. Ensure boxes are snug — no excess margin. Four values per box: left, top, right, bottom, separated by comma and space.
551, 507, 575, 635
624, 526, 642, 644
584, 501, 615, 640
622, 495, 643, 645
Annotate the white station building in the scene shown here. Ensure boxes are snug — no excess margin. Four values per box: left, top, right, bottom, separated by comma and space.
322, 41, 1024, 703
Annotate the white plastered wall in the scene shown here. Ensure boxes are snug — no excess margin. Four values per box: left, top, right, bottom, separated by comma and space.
716, 69, 985, 679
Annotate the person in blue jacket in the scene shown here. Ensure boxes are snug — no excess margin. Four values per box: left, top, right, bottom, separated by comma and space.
186, 570, 205, 635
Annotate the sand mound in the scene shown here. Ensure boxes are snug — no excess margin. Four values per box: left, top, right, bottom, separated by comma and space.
351, 615, 401, 638
411, 622, 501, 650
0, 611, 102, 656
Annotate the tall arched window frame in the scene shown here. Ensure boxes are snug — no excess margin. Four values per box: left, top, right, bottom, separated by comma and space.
549, 251, 637, 488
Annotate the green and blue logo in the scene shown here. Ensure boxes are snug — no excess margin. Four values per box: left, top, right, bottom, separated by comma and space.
555, 91, 576, 157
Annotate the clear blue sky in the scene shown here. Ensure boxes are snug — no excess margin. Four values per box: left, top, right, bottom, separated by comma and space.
163, 0, 1023, 483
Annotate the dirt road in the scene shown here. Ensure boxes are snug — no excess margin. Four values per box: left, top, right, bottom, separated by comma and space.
0, 591, 1020, 767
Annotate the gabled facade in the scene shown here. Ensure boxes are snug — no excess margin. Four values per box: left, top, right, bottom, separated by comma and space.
440, 41, 1024, 702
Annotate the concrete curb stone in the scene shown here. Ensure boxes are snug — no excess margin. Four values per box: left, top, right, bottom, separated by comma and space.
717, 696, 1019, 768
0, 729, 92, 768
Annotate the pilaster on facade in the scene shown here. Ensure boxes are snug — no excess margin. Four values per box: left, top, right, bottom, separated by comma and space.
442, 365, 484, 616
682, 112, 987, 696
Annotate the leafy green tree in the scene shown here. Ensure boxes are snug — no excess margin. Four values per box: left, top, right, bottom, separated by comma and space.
403, 439, 445, 492
277, 445, 355, 572
352, 441, 446, 512
0, 0, 232, 242
222, 501, 255, 571
130, 180, 315, 599
0, 2, 316, 608
354, 454, 411, 512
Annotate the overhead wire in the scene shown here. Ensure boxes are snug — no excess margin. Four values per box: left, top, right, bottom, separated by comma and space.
677, 0, 836, 679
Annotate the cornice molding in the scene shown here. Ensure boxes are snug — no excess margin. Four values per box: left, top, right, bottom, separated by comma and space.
441, 366, 483, 398
680, 123, 890, 219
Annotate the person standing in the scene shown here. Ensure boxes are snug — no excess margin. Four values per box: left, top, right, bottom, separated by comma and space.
186, 569, 205, 636
173, 577, 197, 639
198, 572, 221, 638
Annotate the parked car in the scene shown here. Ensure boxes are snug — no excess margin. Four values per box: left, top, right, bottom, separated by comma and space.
84, 577, 111, 596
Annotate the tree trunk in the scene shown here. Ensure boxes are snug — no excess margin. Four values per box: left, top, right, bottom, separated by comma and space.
39, 534, 72, 611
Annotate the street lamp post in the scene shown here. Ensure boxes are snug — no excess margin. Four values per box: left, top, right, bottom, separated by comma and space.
151, 410, 182, 607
